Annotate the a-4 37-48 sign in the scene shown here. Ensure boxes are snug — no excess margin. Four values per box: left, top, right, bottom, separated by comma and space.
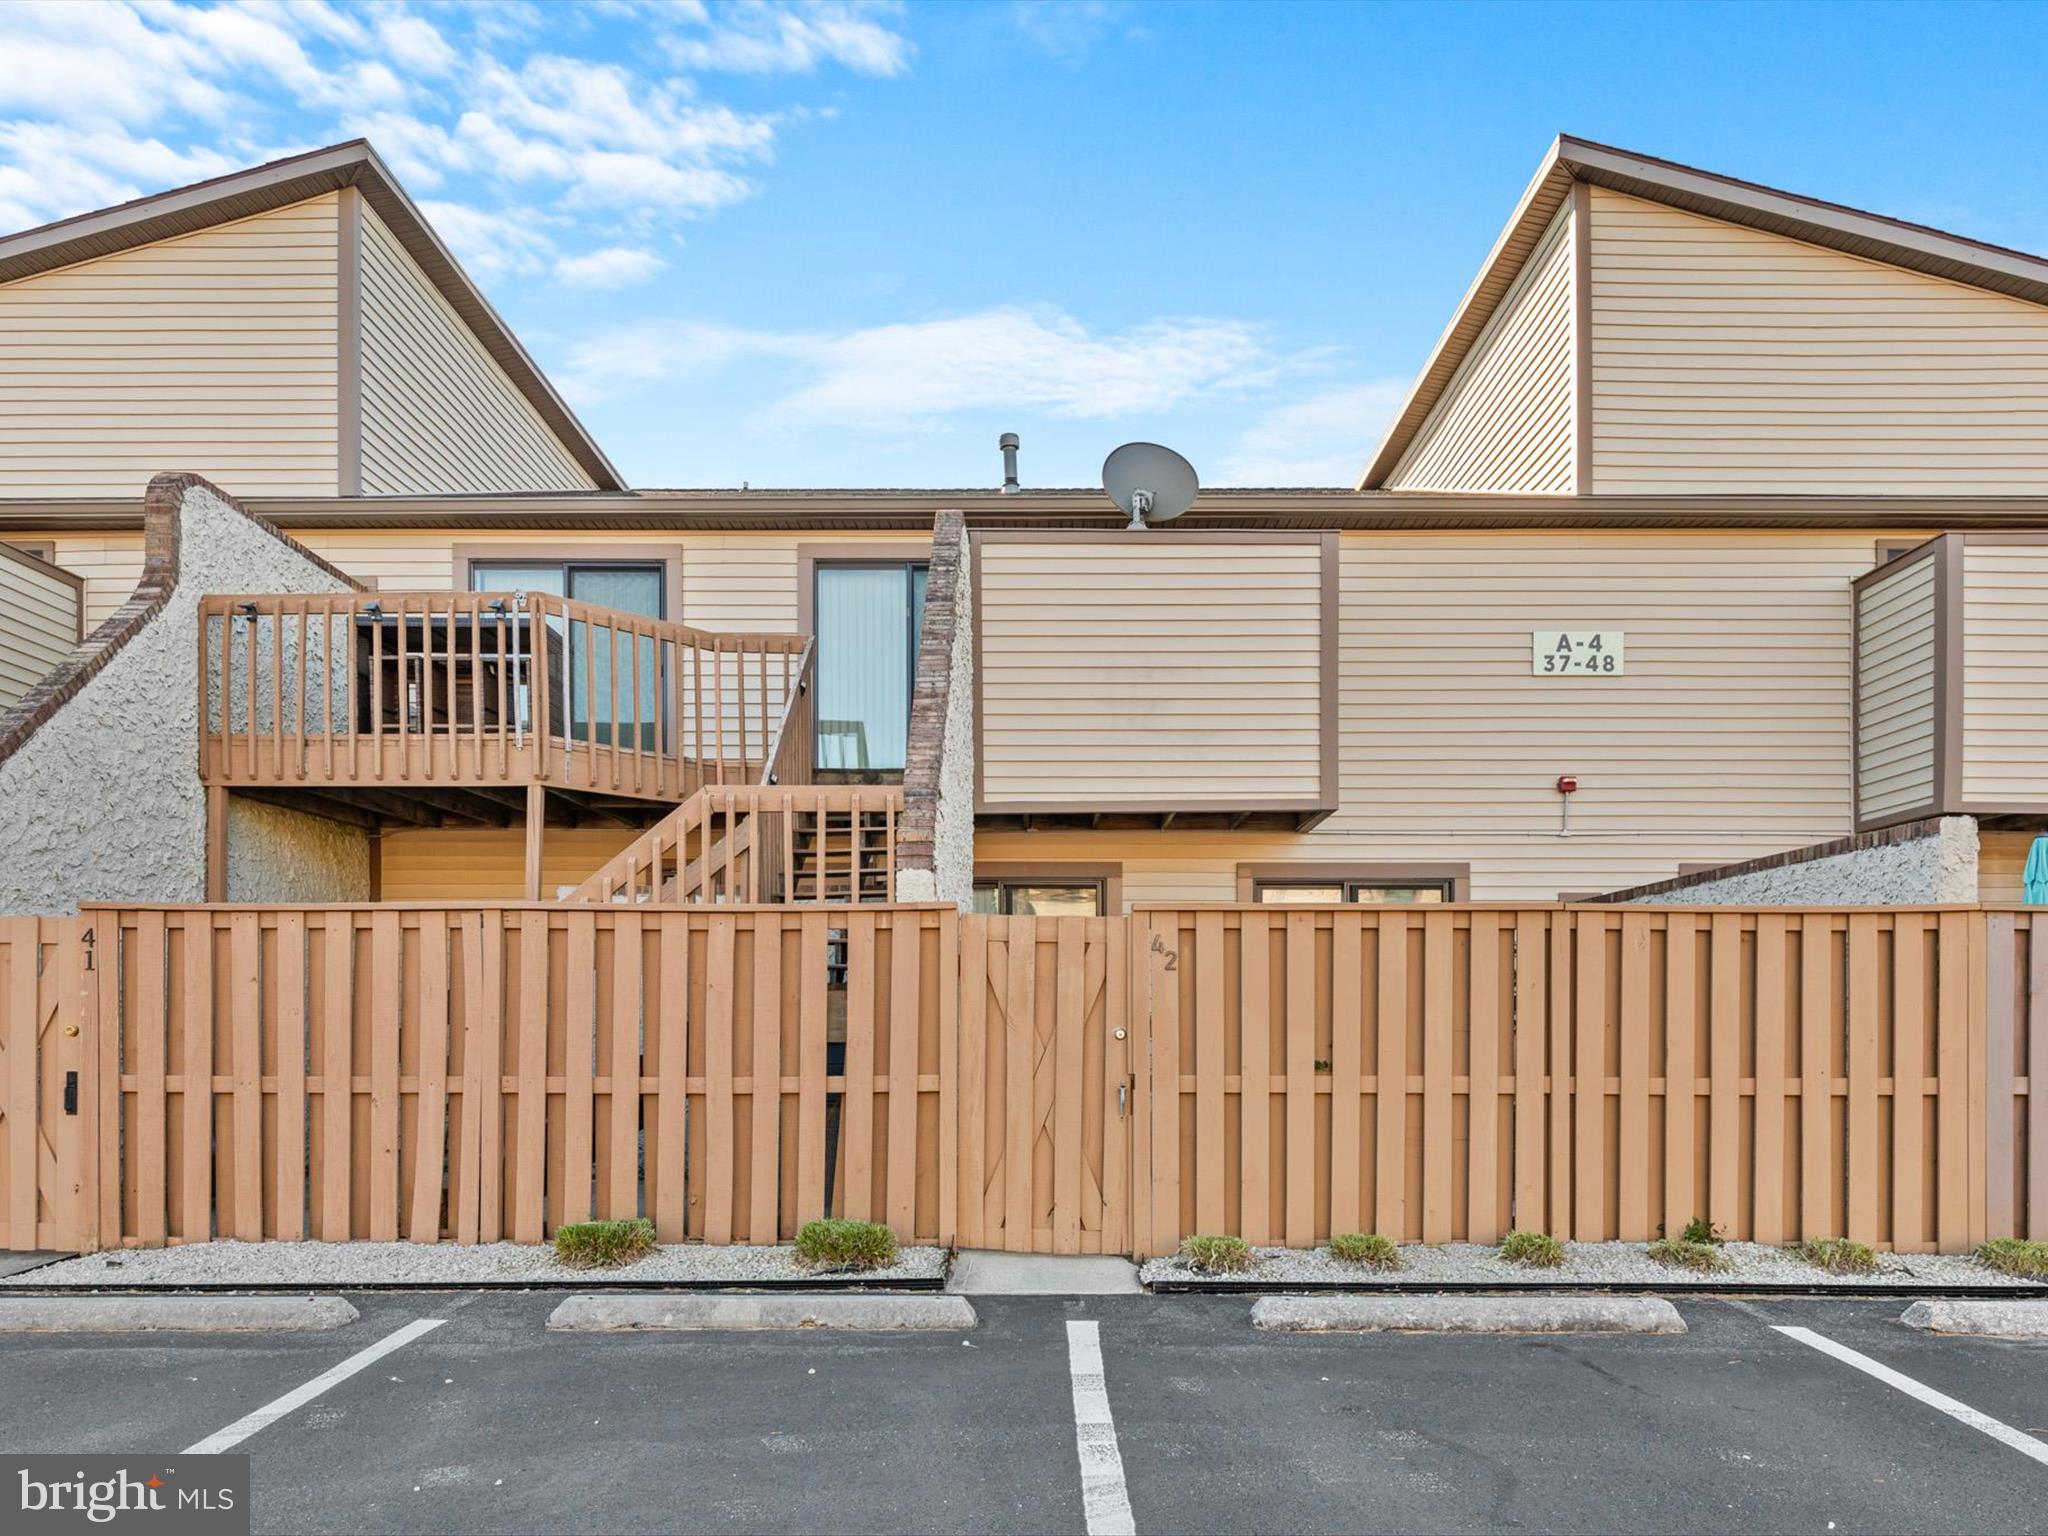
1531, 630, 1625, 676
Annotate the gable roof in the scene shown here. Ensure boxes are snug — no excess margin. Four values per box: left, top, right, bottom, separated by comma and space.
1359, 135, 2048, 490
0, 140, 623, 492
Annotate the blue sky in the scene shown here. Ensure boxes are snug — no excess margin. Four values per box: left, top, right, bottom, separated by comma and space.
2, 1, 2045, 489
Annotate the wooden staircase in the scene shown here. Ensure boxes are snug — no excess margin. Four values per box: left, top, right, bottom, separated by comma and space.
562, 784, 903, 904
560, 636, 904, 905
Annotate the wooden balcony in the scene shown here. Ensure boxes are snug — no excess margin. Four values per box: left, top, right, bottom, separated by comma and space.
199, 591, 811, 831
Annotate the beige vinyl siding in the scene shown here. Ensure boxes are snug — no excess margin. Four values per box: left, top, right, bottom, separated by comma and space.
1589, 186, 2048, 493
0, 549, 79, 710
378, 827, 636, 901
978, 539, 1326, 810
1960, 541, 2048, 805
1979, 828, 2035, 904
1386, 202, 1577, 493
356, 206, 595, 495
13, 528, 927, 630
0, 195, 340, 497
988, 529, 1900, 902
26, 535, 145, 629
1854, 553, 1938, 825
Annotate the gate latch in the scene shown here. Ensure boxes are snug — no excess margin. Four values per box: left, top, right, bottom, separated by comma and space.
1117, 1081, 1128, 1120
63, 1071, 78, 1115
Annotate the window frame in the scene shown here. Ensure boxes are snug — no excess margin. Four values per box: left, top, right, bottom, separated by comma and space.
453, 544, 681, 622
1234, 862, 1471, 904
798, 544, 931, 777
972, 862, 1123, 917
459, 548, 675, 750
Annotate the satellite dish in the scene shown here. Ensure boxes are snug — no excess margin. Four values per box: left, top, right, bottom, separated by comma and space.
1103, 442, 1198, 530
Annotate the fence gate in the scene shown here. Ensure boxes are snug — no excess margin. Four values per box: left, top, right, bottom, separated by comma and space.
956, 915, 1135, 1253
0, 918, 92, 1252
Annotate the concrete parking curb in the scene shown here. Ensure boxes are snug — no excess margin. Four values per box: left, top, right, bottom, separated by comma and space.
547, 1294, 979, 1331
1252, 1295, 1687, 1334
0, 1295, 360, 1332
1901, 1299, 2048, 1337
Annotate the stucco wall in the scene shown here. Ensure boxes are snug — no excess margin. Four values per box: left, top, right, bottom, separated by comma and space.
0, 480, 367, 914
1615, 817, 1979, 906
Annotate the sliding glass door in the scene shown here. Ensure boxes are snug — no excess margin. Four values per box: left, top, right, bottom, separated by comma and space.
471, 562, 664, 747
814, 562, 927, 771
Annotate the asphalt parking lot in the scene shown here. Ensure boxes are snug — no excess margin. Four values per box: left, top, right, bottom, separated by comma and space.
2, 1293, 2044, 1534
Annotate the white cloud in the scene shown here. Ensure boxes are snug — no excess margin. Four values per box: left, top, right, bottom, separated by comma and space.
0, 120, 238, 228
1214, 380, 1409, 486
1010, 0, 1132, 63
664, 2, 912, 77
376, 13, 458, 75
417, 199, 555, 277
561, 305, 1278, 424
555, 244, 667, 288
0, 0, 900, 260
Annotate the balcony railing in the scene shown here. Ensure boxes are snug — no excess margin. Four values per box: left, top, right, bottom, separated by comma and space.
199, 592, 809, 801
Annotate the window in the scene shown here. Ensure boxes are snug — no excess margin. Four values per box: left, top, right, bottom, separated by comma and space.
1236, 863, 1469, 903
813, 561, 926, 772
470, 560, 664, 747
1254, 880, 1452, 905
1876, 538, 1929, 565
971, 880, 1105, 917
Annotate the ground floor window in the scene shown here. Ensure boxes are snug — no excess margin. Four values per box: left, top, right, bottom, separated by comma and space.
1254, 880, 1451, 904
971, 879, 1105, 917
1235, 862, 1471, 904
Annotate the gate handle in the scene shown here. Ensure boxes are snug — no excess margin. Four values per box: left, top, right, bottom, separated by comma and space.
1118, 1081, 1127, 1120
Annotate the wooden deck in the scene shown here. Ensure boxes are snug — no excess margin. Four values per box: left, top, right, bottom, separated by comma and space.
199, 591, 809, 827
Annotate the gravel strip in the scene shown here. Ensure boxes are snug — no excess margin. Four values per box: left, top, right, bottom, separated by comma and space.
1141, 1241, 2047, 1290
0, 1241, 946, 1289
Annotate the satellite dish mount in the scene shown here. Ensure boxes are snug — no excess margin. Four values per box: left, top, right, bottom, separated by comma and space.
1102, 442, 1198, 530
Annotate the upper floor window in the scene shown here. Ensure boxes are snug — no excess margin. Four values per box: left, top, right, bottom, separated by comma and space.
814, 561, 926, 772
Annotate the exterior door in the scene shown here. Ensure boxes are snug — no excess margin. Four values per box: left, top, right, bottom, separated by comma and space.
957, 915, 1134, 1254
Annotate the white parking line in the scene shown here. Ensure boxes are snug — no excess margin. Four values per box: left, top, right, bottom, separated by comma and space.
1774, 1324, 2048, 1467
1065, 1320, 1136, 1536
184, 1317, 446, 1455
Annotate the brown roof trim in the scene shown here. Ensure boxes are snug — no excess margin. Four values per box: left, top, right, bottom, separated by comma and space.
0, 473, 361, 771
1362, 133, 2048, 490
0, 140, 623, 493
8, 488, 2048, 535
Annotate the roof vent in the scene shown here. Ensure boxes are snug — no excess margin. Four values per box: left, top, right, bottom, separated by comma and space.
999, 432, 1021, 494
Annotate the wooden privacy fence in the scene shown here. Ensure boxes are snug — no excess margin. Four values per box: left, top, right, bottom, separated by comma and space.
42, 906, 952, 1252
3, 904, 2044, 1257
1139, 905, 2045, 1259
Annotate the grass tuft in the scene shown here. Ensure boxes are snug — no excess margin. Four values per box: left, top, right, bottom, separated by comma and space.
1679, 1217, 1724, 1247
793, 1218, 899, 1272
1499, 1229, 1565, 1269
1328, 1233, 1401, 1270
1179, 1234, 1255, 1274
1647, 1236, 1732, 1273
1976, 1237, 2048, 1279
554, 1218, 656, 1269
1792, 1236, 1879, 1275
